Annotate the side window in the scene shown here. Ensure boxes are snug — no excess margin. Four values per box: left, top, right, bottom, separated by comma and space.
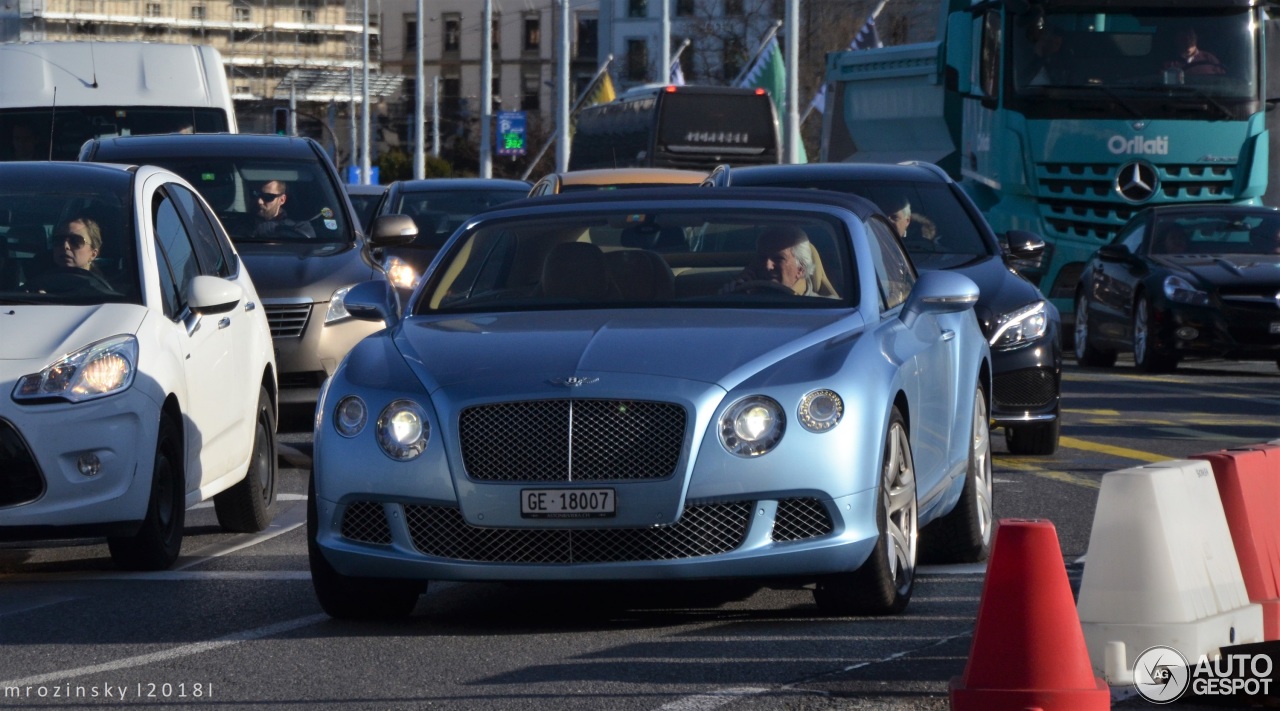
167, 184, 233, 277
979, 10, 1002, 99
1118, 220, 1146, 253
153, 192, 201, 317
866, 217, 916, 310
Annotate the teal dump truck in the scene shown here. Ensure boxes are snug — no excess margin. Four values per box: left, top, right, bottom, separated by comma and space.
820, 0, 1280, 324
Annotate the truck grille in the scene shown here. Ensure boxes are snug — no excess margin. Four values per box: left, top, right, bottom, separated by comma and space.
405, 501, 751, 563
459, 399, 686, 482
0, 420, 44, 507
264, 303, 311, 339
1037, 162, 1237, 241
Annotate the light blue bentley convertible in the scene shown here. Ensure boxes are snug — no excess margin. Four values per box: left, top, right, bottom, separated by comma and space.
309, 188, 993, 619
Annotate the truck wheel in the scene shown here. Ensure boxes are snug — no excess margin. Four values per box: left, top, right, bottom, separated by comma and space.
108, 416, 184, 570
813, 407, 916, 615
215, 386, 278, 533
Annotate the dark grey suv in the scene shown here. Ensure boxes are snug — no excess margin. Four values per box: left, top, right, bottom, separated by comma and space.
81, 134, 386, 403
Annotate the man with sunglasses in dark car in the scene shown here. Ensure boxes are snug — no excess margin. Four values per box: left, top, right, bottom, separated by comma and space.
252, 179, 315, 240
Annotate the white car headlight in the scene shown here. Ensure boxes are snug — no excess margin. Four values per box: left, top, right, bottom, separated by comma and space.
334, 395, 367, 437
719, 395, 785, 457
990, 301, 1049, 349
385, 256, 418, 291
1163, 275, 1209, 306
376, 399, 429, 460
798, 389, 844, 432
325, 285, 354, 324
13, 335, 138, 403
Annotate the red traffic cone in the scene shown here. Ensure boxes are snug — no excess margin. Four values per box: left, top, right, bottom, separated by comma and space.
950, 519, 1110, 710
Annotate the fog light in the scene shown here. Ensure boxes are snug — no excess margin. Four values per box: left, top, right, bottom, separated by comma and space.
77, 453, 101, 477
1176, 326, 1199, 340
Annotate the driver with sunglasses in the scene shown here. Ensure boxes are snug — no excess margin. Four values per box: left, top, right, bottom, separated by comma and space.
252, 180, 315, 240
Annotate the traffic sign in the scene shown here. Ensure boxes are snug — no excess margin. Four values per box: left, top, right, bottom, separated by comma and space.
497, 111, 527, 156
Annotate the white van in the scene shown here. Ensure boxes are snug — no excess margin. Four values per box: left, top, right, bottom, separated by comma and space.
0, 41, 237, 161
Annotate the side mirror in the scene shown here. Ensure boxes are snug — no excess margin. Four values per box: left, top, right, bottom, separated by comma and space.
343, 279, 400, 324
368, 214, 418, 248
901, 269, 979, 327
1096, 244, 1131, 262
187, 275, 244, 314
1004, 229, 1046, 260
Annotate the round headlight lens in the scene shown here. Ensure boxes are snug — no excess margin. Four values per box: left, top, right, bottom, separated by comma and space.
720, 396, 785, 457
376, 400, 429, 460
334, 396, 367, 437
798, 389, 844, 432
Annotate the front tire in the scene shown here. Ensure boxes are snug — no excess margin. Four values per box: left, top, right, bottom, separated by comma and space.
308, 476, 423, 619
108, 416, 184, 570
1074, 295, 1116, 367
813, 406, 917, 615
922, 387, 995, 563
214, 385, 278, 533
1005, 416, 1060, 456
1133, 295, 1177, 373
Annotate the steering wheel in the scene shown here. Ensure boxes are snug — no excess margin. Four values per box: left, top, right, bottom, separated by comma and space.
26, 266, 118, 295
728, 279, 797, 296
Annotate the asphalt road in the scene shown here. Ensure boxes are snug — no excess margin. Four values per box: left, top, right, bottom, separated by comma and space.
1, 356, 1277, 710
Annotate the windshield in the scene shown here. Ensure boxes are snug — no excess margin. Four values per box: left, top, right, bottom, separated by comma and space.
1149, 212, 1280, 257
0, 170, 140, 306
390, 188, 529, 245
414, 208, 856, 314
1, 108, 229, 162
1007, 7, 1259, 120
134, 157, 353, 245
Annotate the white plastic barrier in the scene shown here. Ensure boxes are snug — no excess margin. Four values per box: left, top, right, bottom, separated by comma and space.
1077, 459, 1263, 685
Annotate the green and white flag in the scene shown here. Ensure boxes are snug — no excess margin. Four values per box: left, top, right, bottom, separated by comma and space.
737, 37, 807, 162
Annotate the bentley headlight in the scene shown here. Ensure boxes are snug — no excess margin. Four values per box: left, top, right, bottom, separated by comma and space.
1163, 275, 1209, 306
720, 395, 785, 457
334, 396, 367, 437
385, 256, 418, 290
798, 389, 844, 432
325, 285, 354, 323
13, 335, 138, 403
990, 301, 1048, 350
376, 399, 429, 460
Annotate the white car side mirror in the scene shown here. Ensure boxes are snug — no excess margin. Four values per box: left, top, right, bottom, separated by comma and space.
188, 275, 244, 314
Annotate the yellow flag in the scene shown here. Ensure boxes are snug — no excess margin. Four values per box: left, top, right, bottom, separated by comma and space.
584, 72, 616, 107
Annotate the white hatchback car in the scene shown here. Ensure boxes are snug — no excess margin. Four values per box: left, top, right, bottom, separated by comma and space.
0, 162, 278, 570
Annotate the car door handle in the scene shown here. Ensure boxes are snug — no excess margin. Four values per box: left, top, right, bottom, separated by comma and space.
244, 301, 256, 312
941, 329, 956, 342
218, 317, 231, 330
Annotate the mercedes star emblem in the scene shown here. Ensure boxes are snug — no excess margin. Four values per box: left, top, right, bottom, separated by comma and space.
1115, 161, 1159, 203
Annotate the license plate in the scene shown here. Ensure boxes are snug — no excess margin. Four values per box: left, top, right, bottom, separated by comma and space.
1271, 322, 1280, 334
521, 488, 615, 518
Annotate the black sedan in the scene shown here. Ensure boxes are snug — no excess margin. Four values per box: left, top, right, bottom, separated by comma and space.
373, 178, 531, 294
710, 162, 1062, 455
1074, 204, 1280, 373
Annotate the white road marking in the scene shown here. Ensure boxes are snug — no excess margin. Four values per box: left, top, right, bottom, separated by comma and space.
189, 492, 307, 510
172, 500, 307, 570
917, 562, 986, 575
654, 687, 770, 711
0, 595, 80, 616
0, 570, 311, 583
0, 613, 328, 689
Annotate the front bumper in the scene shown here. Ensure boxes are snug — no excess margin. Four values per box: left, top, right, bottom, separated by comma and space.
1153, 301, 1280, 361
989, 328, 1061, 428
0, 391, 159, 538
313, 489, 879, 582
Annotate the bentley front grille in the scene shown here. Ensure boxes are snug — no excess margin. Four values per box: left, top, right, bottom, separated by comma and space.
772, 498, 834, 542
340, 501, 392, 545
459, 399, 686, 482
0, 419, 43, 507
264, 303, 311, 339
405, 501, 752, 563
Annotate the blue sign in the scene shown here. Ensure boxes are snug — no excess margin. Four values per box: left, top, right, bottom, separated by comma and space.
496, 111, 527, 156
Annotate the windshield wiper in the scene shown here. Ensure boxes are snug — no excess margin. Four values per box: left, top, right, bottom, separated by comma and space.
1162, 86, 1234, 121
1081, 84, 1145, 119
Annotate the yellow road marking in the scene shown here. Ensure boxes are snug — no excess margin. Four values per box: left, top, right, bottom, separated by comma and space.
1059, 436, 1169, 463
999, 458, 1101, 489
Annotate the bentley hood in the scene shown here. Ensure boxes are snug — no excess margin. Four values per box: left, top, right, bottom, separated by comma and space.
0, 304, 146, 362
394, 309, 862, 394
